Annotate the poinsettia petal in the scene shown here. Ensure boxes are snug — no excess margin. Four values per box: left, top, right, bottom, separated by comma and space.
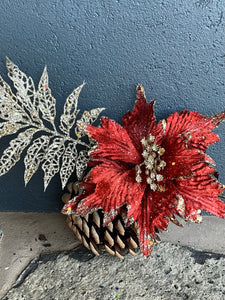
130, 189, 176, 257
164, 110, 225, 151
122, 85, 162, 153
76, 160, 146, 222
174, 168, 225, 218
211, 111, 225, 127
85, 117, 142, 165
160, 110, 224, 180
161, 137, 216, 180
61, 197, 80, 214
133, 192, 154, 256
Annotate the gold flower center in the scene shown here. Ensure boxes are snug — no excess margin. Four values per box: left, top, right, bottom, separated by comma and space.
135, 134, 166, 192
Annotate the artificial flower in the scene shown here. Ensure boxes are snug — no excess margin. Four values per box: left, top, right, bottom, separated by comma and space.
63, 85, 225, 256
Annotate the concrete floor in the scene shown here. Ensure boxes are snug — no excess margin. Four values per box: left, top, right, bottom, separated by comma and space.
0, 213, 80, 298
0, 213, 225, 299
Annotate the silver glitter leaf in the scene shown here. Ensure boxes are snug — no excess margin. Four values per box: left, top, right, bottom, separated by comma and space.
24, 136, 50, 186
0, 76, 28, 122
0, 121, 27, 139
0, 128, 36, 176
37, 67, 56, 126
76, 150, 89, 180
42, 138, 65, 191
6, 57, 38, 120
59, 83, 85, 134
76, 107, 105, 137
60, 142, 78, 189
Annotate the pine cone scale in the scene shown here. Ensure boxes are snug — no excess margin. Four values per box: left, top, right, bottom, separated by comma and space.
91, 225, 100, 244
115, 219, 125, 236
92, 211, 101, 228
104, 242, 115, 256
104, 230, 114, 246
82, 219, 90, 238
90, 239, 100, 256
116, 235, 126, 249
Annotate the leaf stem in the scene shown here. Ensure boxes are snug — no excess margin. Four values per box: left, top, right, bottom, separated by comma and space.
31, 122, 90, 148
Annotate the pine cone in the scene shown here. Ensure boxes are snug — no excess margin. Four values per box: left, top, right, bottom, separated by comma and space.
62, 182, 141, 259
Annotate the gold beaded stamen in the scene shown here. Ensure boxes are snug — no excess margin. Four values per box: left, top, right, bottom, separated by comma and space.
135, 134, 166, 192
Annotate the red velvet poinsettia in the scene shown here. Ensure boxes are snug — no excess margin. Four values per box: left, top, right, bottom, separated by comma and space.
63, 85, 225, 257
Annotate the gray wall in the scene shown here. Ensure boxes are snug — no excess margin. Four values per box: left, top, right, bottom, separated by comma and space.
0, 0, 224, 211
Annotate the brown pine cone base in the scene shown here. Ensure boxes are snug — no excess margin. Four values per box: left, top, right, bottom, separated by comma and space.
66, 210, 139, 259
62, 182, 161, 259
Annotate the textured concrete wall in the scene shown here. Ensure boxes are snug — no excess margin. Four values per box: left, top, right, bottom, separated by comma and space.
0, 0, 224, 211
